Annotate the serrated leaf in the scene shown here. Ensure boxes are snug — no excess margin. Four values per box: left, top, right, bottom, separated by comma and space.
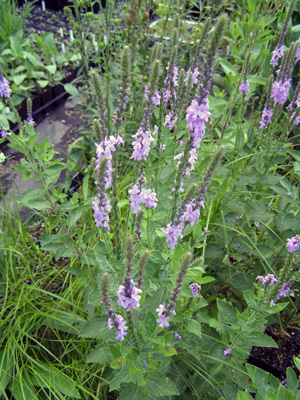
87, 344, 113, 364
286, 367, 298, 393
217, 299, 238, 326
79, 316, 111, 340
186, 319, 201, 337
110, 368, 137, 391
276, 212, 299, 233
205, 244, 224, 258
145, 375, 179, 397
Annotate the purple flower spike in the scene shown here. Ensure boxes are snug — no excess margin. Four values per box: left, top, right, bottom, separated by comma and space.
276, 282, 292, 300
271, 46, 285, 67
240, 80, 250, 95
190, 283, 201, 298
156, 314, 170, 328
271, 80, 291, 105
255, 274, 278, 286
117, 279, 142, 310
108, 314, 128, 341
260, 107, 273, 129
223, 348, 232, 356
0, 74, 11, 98
186, 98, 211, 148
286, 236, 300, 253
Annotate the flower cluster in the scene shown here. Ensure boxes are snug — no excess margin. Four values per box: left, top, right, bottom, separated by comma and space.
101, 273, 128, 341
186, 97, 211, 148
0, 70, 11, 98
117, 278, 142, 310
271, 79, 291, 105
129, 173, 157, 214
276, 282, 292, 300
132, 126, 156, 161
286, 236, 300, 253
256, 274, 278, 286
95, 135, 124, 189
271, 46, 285, 68
108, 314, 128, 341
190, 283, 201, 297
0, 129, 10, 138
156, 253, 193, 328
240, 79, 250, 95
93, 136, 124, 230
259, 107, 273, 129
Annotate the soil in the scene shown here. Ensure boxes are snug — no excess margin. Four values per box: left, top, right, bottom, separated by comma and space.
250, 320, 300, 378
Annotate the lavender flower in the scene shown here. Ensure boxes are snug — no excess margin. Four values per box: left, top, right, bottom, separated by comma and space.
271, 46, 285, 67
259, 107, 273, 129
269, 300, 276, 307
108, 314, 128, 341
162, 222, 184, 250
174, 332, 182, 339
286, 236, 300, 253
132, 127, 155, 161
185, 67, 199, 86
271, 79, 291, 105
117, 278, 142, 310
128, 174, 157, 214
92, 192, 111, 229
101, 273, 128, 341
0, 129, 10, 138
240, 79, 250, 95
186, 98, 211, 148
223, 348, 232, 356
132, 60, 161, 162
276, 282, 292, 300
95, 135, 124, 189
151, 90, 161, 106
0, 72, 11, 98
190, 283, 201, 297
256, 274, 278, 286
164, 112, 178, 130
156, 253, 193, 328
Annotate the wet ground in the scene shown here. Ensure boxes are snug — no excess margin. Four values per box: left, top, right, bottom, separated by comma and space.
0, 97, 87, 215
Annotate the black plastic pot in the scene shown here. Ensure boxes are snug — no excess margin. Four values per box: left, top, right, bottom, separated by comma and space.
247, 355, 284, 379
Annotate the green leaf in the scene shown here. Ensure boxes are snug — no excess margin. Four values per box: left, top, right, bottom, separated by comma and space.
217, 299, 238, 326
110, 368, 137, 391
276, 212, 299, 233
20, 189, 52, 211
145, 374, 179, 397
10, 35, 23, 57
286, 367, 298, 393
45, 65, 57, 74
37, 80, 49, 88
220, 59, 237, 76
64, 83, 80, 97
185, 319, 202, 337
205, 244, 224, 258
79, 316, 112, 340
0, 349, 12, 395
30, 365, 80, 398
12, 74, 26, 85
294, 356, 300, 372
87, 344, 113, 364
163, 348, 177, 357
276, 385, 294, 400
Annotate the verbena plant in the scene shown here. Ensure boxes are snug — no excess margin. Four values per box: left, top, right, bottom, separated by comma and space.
1, 0, 300, 399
